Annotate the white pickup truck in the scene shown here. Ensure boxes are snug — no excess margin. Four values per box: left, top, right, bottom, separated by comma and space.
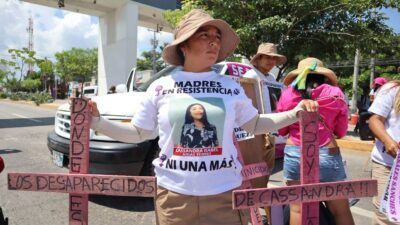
47, 62, 258, 176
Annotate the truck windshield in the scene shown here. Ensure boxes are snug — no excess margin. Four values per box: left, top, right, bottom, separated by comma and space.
136, 66, 178, 92
136, 64, 225, 92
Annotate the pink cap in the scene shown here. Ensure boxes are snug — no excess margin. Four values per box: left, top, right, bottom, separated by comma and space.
373, 77, 388, 88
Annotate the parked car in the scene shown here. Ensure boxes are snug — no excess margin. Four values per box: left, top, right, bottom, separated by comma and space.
47, 62, 263, 176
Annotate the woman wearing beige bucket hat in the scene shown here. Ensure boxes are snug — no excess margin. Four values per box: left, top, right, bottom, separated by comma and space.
88, 9, 318, 225
249, 42, 287, 66
243, 42, 287, 197
277, 57, 354, 225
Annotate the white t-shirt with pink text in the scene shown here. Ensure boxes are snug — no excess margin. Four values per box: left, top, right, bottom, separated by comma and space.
369, 83, 400, 167
133, 70, 258, 196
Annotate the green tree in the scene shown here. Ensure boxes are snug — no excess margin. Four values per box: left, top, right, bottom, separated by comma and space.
55, 48, 97, 83
334, 34, 400, 97
38, 58, 54, 92
164, 0, 399, 80
0, 59, 17, 92
55, 48, 97, 97
21, 78, 41, 92
0, 69, 6, 85
5, 48, 38, 81
0, 48, 39, 91
137, 44, 167, 72
3, 76, 18, 92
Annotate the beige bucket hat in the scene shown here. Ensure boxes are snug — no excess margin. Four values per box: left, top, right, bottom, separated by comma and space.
250, 43, 287, 65
283, 57, 338, 86
162, 9, 240, 66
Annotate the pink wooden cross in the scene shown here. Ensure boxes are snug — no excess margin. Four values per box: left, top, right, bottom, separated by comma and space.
232, 111, 377, 225
8, 98, 156, 225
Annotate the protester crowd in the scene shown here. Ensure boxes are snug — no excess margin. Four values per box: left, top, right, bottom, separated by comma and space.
89, 9, 400, 225
1, 8, 398, 225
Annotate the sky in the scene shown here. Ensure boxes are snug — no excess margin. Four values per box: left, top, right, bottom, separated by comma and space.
0, 0, 399, 62
0, 0, 173, 60
381, 7, 400, 34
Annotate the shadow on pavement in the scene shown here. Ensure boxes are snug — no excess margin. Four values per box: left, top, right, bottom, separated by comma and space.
0, 117, 54, 128
0, 149, 22, 155
89, 195, 154, 212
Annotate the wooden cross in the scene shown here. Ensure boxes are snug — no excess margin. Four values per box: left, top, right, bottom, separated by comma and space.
235, 77, 271, 225
232, 111, 378, 225
8, 98, 156, 225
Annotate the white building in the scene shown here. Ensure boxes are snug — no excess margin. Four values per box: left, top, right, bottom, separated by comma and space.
23, 0, 180, 95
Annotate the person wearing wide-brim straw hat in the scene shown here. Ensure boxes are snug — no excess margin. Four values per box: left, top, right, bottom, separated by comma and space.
88, 9, 319, 225
249, 43, 287, 66
283, 57, 338, 86
244, 42, 288, 225
243, 42, 287, 189
277, 57, 354, 225
162, 9, 240, 66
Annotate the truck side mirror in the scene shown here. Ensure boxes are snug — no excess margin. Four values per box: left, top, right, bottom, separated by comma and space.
115, 84, 128, 93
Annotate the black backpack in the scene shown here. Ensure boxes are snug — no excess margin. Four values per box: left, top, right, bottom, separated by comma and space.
358, 112, 375, 140
0, 207, 8, 225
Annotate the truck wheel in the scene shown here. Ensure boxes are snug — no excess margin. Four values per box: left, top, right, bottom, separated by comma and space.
140, 141, 160, 176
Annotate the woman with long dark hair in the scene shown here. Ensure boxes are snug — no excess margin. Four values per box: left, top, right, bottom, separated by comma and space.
180, 103, 218, 148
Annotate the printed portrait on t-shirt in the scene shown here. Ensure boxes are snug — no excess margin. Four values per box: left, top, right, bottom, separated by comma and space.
180, 103, 219, 148
169, 98, 225, 157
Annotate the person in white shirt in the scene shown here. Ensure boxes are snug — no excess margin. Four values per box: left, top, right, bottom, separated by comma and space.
243, 43, 286, 177
369, 80, 400, 225
244, 43, 286, 113
88, 9, 318, 225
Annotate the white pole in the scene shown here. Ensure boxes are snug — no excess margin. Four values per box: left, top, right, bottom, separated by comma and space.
350, 49, 360, 114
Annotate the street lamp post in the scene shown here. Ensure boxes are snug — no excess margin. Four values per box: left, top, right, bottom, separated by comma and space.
350, 48, 360, 114
148, 24, 163, 73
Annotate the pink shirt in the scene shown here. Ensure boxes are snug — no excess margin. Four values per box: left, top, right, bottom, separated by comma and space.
277, 84, 348, 147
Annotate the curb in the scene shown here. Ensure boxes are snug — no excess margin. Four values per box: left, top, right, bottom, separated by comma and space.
0, 98, 376, 152
337, 139, 374, 152
0, 98, 62, 110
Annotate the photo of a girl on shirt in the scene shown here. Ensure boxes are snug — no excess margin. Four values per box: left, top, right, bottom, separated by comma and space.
180, 103, 219, 148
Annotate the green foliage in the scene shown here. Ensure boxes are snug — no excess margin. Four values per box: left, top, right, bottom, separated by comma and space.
163, 0, 201, 28
337, 48, 400, 97
2, 76, 19, 92
225, 54, 242, 63
0, 48, 39, 92
55, 48, 97, 83
21, 79, 41, 92
6, 92, 53, 105
137, 44, 167, 72
9, 93, 20, 101
31, 92, 53, 106
38, 58, 54, 81
6, 48, 39, 80
163, 0, 399, 80
0, 69, 6, 84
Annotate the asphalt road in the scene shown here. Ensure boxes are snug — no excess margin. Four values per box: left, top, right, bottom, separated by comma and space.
270, 151, 375, 225
0, 100, 377, 225
0, 101, 156, 225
